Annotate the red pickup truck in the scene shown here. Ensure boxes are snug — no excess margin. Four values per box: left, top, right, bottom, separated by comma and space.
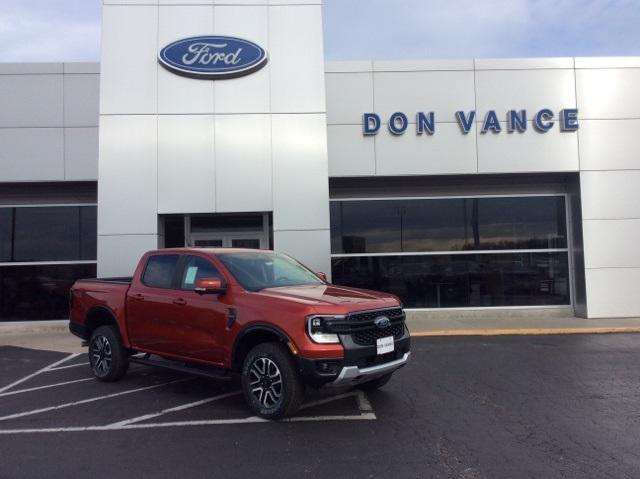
69, 248, 410, 419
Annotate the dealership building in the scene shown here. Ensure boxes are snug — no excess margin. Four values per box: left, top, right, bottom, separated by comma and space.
1, 0, 640, 322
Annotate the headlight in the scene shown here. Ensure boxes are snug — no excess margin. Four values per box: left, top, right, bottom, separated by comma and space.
306, 315, 345, 344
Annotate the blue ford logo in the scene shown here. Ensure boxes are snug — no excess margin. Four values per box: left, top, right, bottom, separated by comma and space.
374, 316, 391, 329
159, 36, 268, 80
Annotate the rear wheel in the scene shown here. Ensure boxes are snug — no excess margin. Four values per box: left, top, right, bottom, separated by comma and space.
89, 325, 129, 382
241, 342, 304, 420
356, 372, 393, 391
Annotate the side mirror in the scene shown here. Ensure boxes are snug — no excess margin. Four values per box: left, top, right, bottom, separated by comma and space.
316, 272, 328, 282
194, 277, 226, 295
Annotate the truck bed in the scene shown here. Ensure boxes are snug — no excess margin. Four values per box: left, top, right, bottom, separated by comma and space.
77, 277, 133, 285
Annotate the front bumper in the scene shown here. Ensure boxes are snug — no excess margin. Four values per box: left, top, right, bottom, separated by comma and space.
297, 326, 411, 388
330, 351, 411, 387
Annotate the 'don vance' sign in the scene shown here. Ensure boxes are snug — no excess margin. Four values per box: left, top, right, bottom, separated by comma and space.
159, 36, 268, 80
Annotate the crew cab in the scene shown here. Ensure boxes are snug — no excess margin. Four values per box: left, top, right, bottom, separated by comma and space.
69, 248, 411, 419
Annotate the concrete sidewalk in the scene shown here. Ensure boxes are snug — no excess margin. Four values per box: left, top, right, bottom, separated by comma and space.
2, 310, 640, 353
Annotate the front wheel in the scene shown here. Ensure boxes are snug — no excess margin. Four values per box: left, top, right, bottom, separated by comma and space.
89, 325, 129, 382
241, 342, 304, 420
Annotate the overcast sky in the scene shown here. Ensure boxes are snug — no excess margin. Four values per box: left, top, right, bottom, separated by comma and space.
0, 0, 639, 62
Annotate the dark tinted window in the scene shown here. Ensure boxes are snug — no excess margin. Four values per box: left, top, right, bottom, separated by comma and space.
0, 208, 12, 262
162, 215, 185, 248
14, 207, 80, 261
7, 206, 97, 262
332, 253, 569, 308
142, 255, 179, 289
330, 196, 567, 254
181, 256, 221, 289
80, 206, 97, 260
0, 263, 96, 321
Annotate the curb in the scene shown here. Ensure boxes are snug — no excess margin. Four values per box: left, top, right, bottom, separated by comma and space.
0, 320, 68, 336
410, 327, 640, 337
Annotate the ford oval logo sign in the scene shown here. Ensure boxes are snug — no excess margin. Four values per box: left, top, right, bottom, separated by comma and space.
158, 36, 268, 80
374, 316, 391, 329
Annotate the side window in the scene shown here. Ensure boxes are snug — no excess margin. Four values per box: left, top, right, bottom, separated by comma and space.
142, 255, 180, 289
181, 256, 222, 290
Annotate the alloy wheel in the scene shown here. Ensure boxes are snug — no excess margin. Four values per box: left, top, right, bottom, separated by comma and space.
249, 357, 283, 409
91, 335, 112, 376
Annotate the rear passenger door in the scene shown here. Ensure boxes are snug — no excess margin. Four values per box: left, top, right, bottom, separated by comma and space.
126, 254, 183, 354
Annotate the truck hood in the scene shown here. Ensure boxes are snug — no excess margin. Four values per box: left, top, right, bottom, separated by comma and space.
255, 284, 399, 311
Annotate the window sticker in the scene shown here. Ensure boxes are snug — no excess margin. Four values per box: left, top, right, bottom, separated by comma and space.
184, 266, 198, 285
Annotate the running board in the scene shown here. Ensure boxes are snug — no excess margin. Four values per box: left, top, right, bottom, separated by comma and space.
130, 355, 233, 381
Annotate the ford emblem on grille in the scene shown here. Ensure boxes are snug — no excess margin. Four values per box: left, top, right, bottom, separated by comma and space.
374, 316, 391, 329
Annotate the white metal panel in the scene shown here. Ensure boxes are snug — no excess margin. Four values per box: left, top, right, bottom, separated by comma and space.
213, 5, 270, 114
585, 268, 640, 318
475, 57, 573, 70
97, 234, 159, 277
161, 0, 212, 4
0, 63, 62, 74
269, 5, 326, 113
325, 72, 373, 125
327, 125, 375, 177
157, 5, 215, 114
157, 115, 215, 214
575, 57, 640, 69
580, 170, 640, 220
583, 219, 640, 269
576, 68, 640, 119
272, 114, 330, 230
104, 0, 158, 4
0, 74, 63, 127
325, 61, 373, 73
63, 74, 99, 127
273, 229, 331, 279
373, 71, 475, 123
0, 128, 64, 181
214, 115, 272, 212
579, 119, 640, 171
477, 122, 579, 173
375, 122, 477, 176
214, 0, 267, 6
100, 5, 158, 114
64, 127, 99, 180
98, 115, 158, 235
63, 63, 100, 74
475, 69, 576, 117
373, 59, 473, 72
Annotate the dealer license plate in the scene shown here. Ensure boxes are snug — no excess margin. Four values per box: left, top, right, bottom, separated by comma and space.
376, 336, 394, 355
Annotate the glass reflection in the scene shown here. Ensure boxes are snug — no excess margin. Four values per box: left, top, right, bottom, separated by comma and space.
0, 264, 97, 321
332, 253, 570, 308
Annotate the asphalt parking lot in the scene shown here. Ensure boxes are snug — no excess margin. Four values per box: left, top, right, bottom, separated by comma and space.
1, 334, 640, 479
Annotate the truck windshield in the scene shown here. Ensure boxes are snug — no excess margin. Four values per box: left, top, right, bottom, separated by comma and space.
218, 251, 324, 292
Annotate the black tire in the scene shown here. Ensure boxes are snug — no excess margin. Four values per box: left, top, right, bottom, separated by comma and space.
88, 325, 129, 382
241, 342, 304, 420
356, 372, 393, 391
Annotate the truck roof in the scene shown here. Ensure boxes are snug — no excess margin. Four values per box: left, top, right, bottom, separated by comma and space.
150, 247, 272, 255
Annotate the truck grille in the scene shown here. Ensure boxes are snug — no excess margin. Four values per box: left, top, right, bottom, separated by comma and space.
347, 307, 406, 346
352, 322, 405, 346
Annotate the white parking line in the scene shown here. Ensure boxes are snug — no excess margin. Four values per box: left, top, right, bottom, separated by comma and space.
0, 353, 82, 394
108, 390, 243, 427
0, 378, 193, 422
46, 363, 89, 372
0, 378, 94, 398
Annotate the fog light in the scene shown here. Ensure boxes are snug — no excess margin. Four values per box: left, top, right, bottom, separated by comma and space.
316, 360, 341, 375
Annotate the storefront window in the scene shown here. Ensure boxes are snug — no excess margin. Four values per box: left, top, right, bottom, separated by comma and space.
332, 253, 570, 308
0, 205, 97, 321
330, 196, 570, 308
0, 264, 96, 321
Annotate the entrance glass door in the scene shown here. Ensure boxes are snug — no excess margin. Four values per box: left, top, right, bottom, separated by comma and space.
190, 232, 266, 249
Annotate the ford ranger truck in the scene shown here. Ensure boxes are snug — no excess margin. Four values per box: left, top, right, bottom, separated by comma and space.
69, 248, 411, 419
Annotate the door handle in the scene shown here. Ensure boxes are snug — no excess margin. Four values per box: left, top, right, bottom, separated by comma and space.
173, 298, 187, 306
131, 293, 145, 301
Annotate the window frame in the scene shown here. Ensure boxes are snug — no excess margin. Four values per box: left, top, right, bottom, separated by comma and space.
329, 193, 574, 311
141, 254, 182, 290
0, 203, 97, 267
